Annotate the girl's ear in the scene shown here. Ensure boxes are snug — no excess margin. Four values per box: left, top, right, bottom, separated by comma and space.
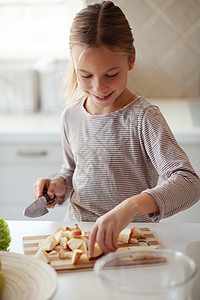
128, 53, 135, 70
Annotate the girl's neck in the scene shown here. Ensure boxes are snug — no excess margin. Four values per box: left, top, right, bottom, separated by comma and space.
84, 89, 137, 115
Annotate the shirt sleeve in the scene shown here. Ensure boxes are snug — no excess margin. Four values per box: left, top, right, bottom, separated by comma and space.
58, 111, 75, 199
141, 105, 200, 221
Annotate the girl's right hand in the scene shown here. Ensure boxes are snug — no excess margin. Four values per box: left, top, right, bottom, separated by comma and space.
33, 176, 66, 208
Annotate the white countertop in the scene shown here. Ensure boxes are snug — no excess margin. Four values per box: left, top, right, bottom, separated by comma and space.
0, 113, 61, 143
7, 221, 200, 300
0, 98, 200, 144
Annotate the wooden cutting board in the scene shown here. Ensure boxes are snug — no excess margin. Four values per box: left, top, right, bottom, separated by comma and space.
23, 227, 161, 272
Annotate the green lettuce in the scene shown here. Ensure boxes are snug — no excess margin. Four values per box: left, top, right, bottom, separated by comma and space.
0, 218, 11, 251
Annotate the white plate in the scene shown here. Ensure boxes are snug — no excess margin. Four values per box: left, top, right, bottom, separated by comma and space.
0, 251, 58, 300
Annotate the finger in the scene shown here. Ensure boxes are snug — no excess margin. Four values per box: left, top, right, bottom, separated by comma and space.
46, 199, 58, 208
33, 179, 47, 199
112, 231, 119, 250
104, 228, 116, 252
88, 225, 98, 256
47, 181, 56, 199
96, 227, 109, 254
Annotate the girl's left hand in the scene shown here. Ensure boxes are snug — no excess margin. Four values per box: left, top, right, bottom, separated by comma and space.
88, 198, 135, 255
88, 193, 159, 255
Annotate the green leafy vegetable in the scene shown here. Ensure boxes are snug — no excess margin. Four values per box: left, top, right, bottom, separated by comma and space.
0, 218, 11, 251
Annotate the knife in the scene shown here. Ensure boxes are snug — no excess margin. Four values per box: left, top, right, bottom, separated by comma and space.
24, 188, 56, 218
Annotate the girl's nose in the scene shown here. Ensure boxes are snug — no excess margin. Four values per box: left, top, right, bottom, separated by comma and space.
93, 77, 106, 93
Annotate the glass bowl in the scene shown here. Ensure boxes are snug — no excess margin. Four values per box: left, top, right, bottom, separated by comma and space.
94, 248, 197, 300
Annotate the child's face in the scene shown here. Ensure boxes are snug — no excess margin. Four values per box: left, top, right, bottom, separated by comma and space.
72, 45, 133, 114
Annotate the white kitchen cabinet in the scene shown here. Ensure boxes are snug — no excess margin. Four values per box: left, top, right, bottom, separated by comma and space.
0, 142, 68, 221
0, 113, 69, 221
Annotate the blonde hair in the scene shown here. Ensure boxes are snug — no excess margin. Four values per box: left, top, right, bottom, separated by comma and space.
66, 1, 135, 102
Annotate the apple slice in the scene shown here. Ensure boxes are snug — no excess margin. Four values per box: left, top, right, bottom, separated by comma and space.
131, 227, 144, 237
78, 253, 90, 264
61, 230, 70, 238
53, 226, 64, 234
59, 248, 66, 259
129, 237, 138, 244
71, 249, 83, 265
65, 226, 74, 231
89, 243, 103, 260
60, 237, 68, 249
81, 236, 89, 249
67, 238, 83, 251
47, 235, 57, 245
59, 249, 73, 259
79, 241, 88, 254
34, 248, 50, 263
64, 251, 74, 259
54, 230, 64, 244
118, 228, 132, 243
39, 239, 56, 251
70, 224, 82, 238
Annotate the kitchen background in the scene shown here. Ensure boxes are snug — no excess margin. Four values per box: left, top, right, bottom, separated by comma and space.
0, 0, 200, 222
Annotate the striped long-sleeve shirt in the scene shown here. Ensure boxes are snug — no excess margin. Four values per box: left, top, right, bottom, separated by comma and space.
58, 96, 200, 222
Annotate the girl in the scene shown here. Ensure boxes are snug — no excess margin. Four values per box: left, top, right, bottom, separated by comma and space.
33, 1, 200, 255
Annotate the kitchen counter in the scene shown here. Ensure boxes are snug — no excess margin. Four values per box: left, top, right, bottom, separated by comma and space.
7, 221, 200, 300
0, 113, 61, 143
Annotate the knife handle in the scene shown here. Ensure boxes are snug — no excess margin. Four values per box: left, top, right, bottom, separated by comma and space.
43, 188, 56, 204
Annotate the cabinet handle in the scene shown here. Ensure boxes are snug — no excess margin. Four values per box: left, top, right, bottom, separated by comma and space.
17, 150, 48, 157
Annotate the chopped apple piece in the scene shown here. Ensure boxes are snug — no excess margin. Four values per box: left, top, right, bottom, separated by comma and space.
129, 237, 138, 244
61, 231, 70, 238
89, 243, 103, 260
65, 226, 74, 231
67, 238, 83, 251
58, 248, 68, 259
78, 253, 89, 264
64, 251, 74, 259
60, 237, 67, 249
70, 224, 82, 238
79, 241, 88, 254
34, 248, 50, 263
131, 227, 144, 237
118, 228, 132, 243
81, 236, 89, 249
54, 230, 64, 244
53, 226, 64, 234
58, 248, 73, 259
47, 235, 57, 244
71, 249, 83, 265
59, 248, 65, 259
39, 239, 56, 251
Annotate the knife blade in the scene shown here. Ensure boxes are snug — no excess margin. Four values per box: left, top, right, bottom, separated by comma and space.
24, 189, 56, 218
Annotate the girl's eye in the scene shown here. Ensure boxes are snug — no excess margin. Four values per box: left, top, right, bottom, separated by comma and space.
80, 74, 92, 79
106, 72, 119, 78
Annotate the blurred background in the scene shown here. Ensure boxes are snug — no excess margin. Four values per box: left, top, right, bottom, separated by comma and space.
0, 0, 199, 221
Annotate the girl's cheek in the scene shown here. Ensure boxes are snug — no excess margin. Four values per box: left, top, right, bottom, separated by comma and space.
79, 81, 88, 90
77, 77, 88, 87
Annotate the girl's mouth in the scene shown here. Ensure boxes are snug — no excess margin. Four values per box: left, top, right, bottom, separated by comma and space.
92, 91, 114, 101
